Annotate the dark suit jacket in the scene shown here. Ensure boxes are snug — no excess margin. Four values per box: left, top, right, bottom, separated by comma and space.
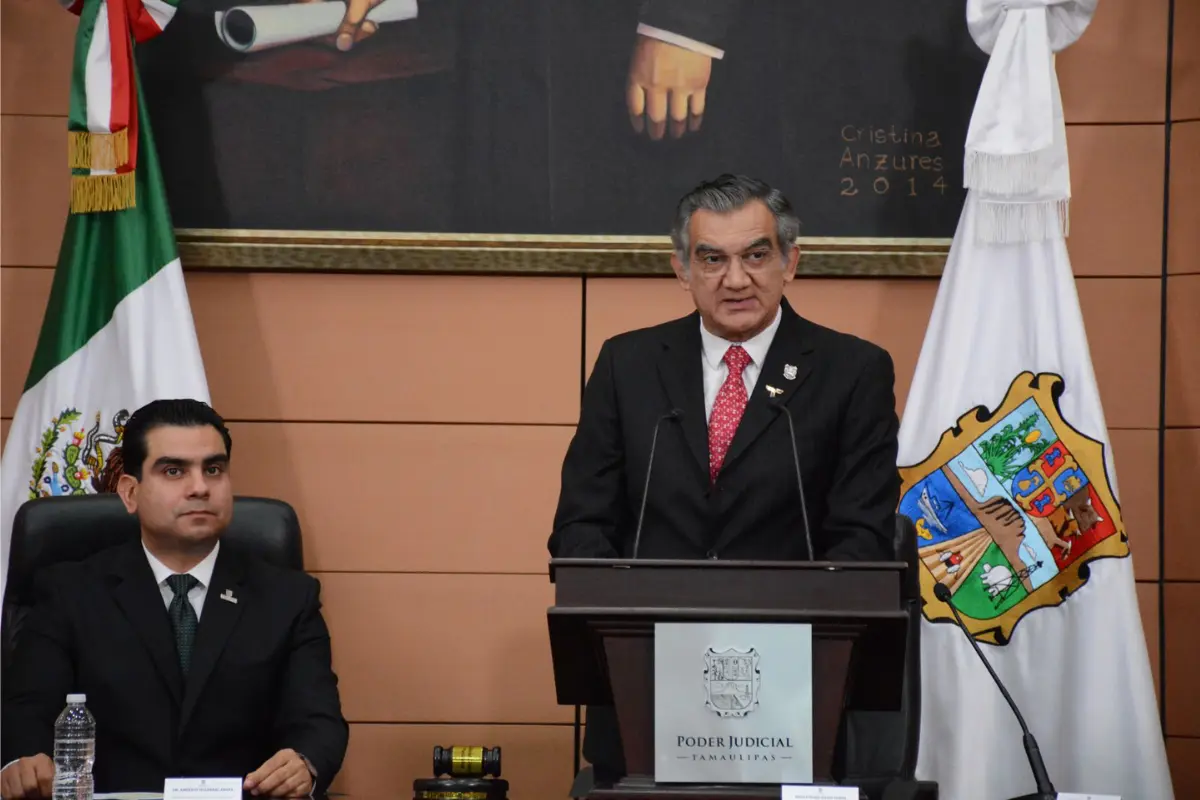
638, 0, 742, 52
0, 540, 349, 793
548, 297, 900, 777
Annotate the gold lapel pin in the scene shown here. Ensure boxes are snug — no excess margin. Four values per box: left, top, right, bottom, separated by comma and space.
765, 385, 784, 397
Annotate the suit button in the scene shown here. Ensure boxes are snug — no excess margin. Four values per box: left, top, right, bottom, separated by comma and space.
706, 550, 718, 560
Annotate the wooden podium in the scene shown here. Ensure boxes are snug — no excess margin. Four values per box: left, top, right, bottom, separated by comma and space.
547, 558, 914, 800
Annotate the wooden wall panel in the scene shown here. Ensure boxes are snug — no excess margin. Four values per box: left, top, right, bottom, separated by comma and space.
1, 267, 54, 416
1076, 277, 1162, 430
1058, 0, 1169, 123
1173, 0, 1200, 120
0, 117, 67, 268
1169, 122, 1200, 275
1165, 582, 1200, 736
1165, 274, 1200, 427
785, 280, 937, 419
187, 274, 582, 425
1066, 125, 1165, 277
1164, 429, 1200, 581
584, 277, 692, 371
228, 422, 572, 573
0, 0, 75, 116
318, 572, 569, 724
1110, 429, 1161, 581
1137, 581, 1161, 702
331, 723, 575, 797
1168, 738, 1200, 800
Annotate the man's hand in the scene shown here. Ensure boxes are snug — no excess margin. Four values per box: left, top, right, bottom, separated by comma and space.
626, 35, 713, 140
244, 749, 313, 798
296, 0, 380, 52
0, 755, 54, 799
334, 0, 382, 51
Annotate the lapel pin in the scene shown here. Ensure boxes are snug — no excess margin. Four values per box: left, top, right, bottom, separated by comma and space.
783, 364, 798, 381
765, 385, 784, 397
219, 589, 238, 604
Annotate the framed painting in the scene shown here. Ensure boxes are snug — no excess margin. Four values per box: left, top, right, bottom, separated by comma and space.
136, 0, 988, 276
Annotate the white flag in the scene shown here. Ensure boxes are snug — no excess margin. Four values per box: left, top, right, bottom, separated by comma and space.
900, 1, 1174, 798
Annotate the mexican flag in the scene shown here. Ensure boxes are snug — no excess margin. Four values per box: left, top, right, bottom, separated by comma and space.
0, 0, 209, 603
900, 2, 1173, 798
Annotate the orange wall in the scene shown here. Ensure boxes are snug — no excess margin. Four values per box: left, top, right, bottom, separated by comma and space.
1, 0, 1197, 794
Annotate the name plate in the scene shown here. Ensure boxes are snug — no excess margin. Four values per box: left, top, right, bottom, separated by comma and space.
782, 787, 858, 800
163, 778, 243, 800
654, 622, 813, 784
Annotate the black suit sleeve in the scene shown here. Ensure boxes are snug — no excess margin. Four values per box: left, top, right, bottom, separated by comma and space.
548, 340, 628, 559
819, 345, 901, 562
1, 570, 77, 765
273, 576, 348, 793
637, 0, 743, 51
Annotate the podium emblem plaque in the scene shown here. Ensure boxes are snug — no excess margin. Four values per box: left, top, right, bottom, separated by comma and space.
654, 622, 814, 784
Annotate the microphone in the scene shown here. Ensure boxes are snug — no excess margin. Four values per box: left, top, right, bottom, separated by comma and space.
768, 400, 814, 561
631, 409, 682, 559
932, 582, 1056, 800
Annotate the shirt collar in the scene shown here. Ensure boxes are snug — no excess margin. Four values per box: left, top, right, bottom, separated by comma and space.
143, 539, 220, 589
699, 304, 783, 371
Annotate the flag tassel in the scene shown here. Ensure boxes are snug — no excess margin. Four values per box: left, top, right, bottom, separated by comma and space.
68, 128, 130, 171
70, 172, 136, 214
965, 148, 1052, 197
975, 197, 1070, 245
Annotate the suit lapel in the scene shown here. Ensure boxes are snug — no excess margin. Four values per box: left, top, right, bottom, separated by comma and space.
179, 546, 246, 733
107, 542, 184, 704
719, 301, 816, 476
656, 313, 710, 477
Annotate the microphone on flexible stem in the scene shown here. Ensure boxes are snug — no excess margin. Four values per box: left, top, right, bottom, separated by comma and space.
932, 582, 1056, 800
768, 400, 814, 562
631, 409, 682, 560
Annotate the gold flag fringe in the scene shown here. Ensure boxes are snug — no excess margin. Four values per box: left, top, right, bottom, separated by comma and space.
70, 172, 136, 213
68, 128, 129, 171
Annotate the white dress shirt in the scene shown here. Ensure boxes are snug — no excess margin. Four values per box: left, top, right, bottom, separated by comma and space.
636, 23, 726, 60
143, 540, 220, 620
699, 306, 783, 422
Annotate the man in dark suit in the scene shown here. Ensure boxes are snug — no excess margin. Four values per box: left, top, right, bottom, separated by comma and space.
548, 173, 900, 782
1, 399, 348, 798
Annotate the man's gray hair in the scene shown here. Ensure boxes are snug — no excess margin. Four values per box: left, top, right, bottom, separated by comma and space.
670, 174, 801, 262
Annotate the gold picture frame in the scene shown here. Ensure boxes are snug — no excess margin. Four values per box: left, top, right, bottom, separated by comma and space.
176, 229, 950, 277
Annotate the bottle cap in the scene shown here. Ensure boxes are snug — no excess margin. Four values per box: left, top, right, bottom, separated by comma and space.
66, 693, 86, 703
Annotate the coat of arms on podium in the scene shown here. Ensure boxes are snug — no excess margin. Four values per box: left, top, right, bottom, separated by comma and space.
899, 372, 1128, 646
702, 647, 761, 718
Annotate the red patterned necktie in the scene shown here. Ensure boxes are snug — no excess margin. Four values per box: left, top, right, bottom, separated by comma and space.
709, 345, 752, 483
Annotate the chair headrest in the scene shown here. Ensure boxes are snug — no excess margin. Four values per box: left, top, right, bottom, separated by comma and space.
5, 495, 303, 607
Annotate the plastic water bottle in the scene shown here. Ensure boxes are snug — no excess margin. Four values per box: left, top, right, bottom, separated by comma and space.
52, 694, 95, 800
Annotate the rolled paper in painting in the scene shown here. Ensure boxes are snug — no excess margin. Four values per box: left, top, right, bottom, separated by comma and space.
214, 0, 418, 53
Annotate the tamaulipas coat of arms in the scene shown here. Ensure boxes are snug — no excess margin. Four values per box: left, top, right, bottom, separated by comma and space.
703, 647, 761, 718
899, 372, 1127, 645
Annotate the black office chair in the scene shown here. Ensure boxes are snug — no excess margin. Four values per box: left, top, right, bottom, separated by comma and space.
1, 494, 304, 673
838, 512, 923, 790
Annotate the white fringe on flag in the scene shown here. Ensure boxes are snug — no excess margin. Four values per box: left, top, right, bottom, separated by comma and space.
975, 197, 1070, 245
